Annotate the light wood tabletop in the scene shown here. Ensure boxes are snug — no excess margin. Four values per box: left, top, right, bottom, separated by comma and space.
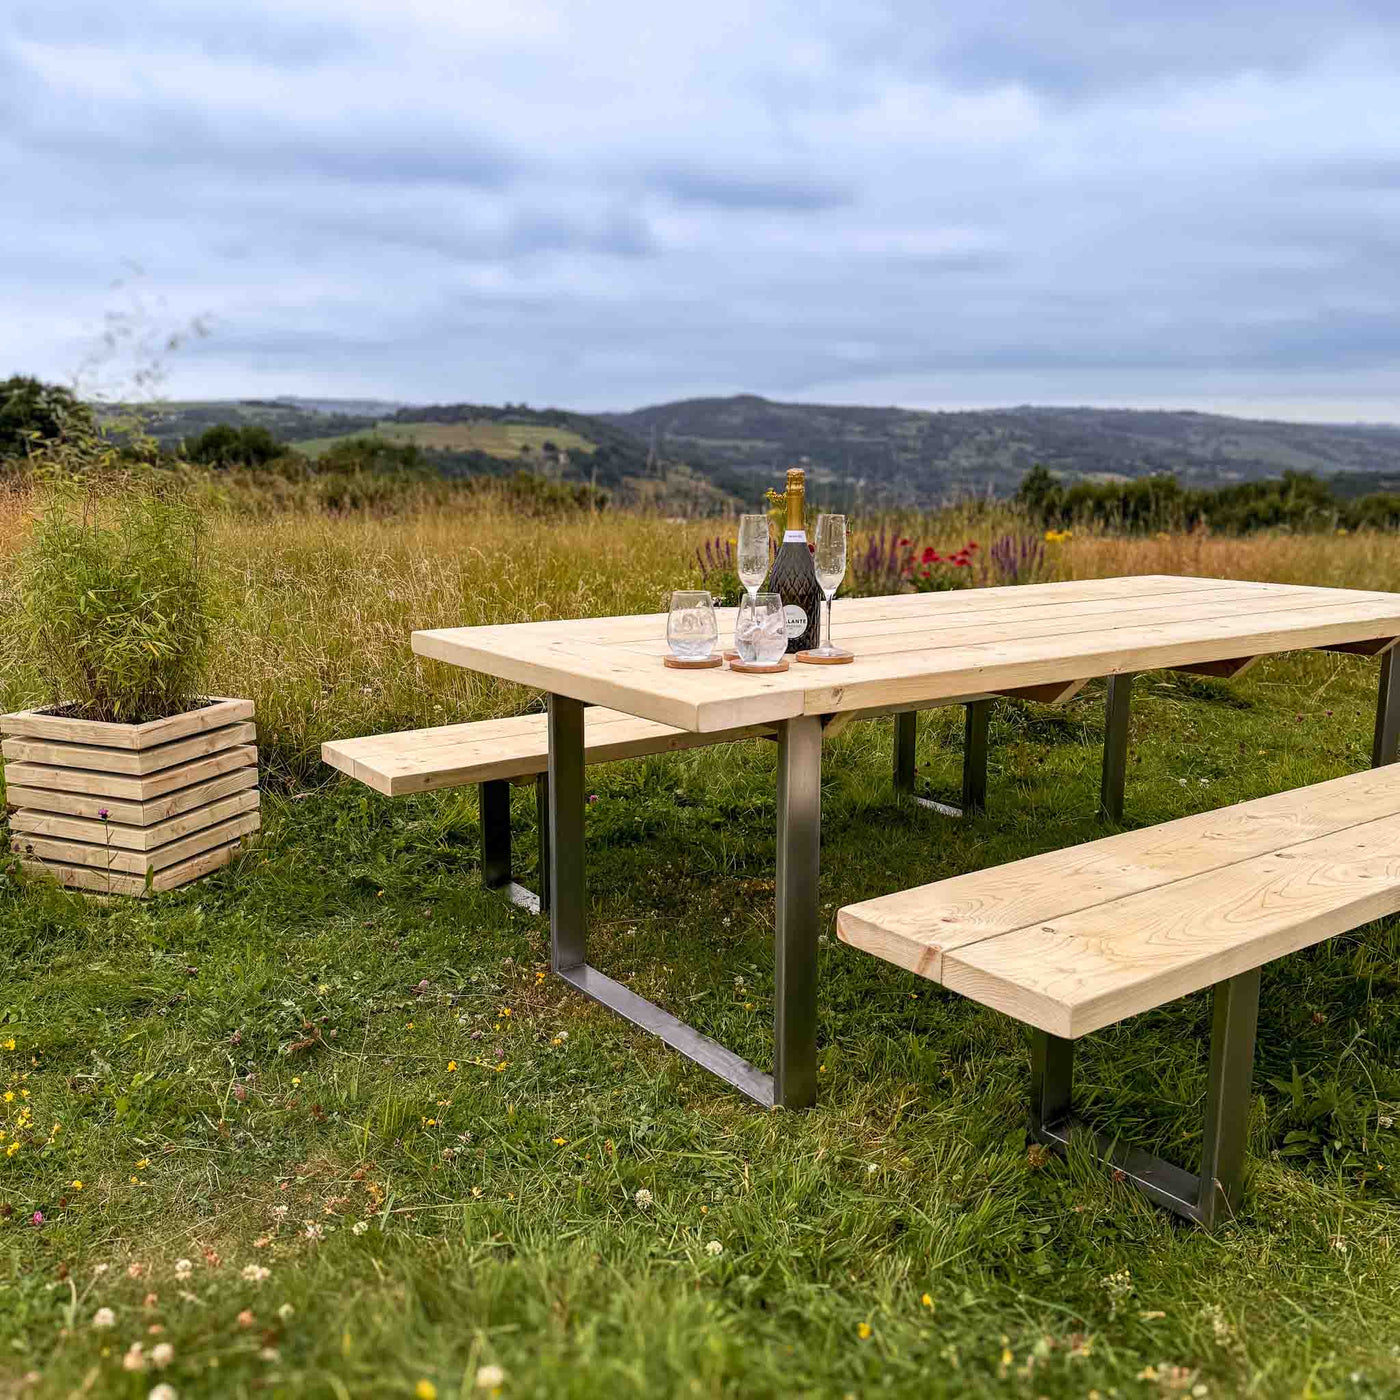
414, 575, 1400, 733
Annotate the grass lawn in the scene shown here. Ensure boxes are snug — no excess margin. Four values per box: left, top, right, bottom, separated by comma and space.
4, 646, 1400, 1398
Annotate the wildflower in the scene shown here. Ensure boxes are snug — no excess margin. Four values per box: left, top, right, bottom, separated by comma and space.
123, 1342, 147, 1372
552, 1137, 567, 1146
241, 1265, 270, 1285
1380, 1116, 1394, 1129
447, 1062, 457, 1072
705, 1240, 723, 1256
31, 1211, 43, 1226
94, 1264, 110, 1277
921, 1293, 934, 1309
128, 1263, 145, 1280
149, 1386, 178, 1400
71, 1180, 83, 1190
174, 1259, 193, 1280
634, 1188, 653, 1209
857, 1322, 873, 1340
93, 1307, 116, 1328
1, 1039, 13, 1051
475, 1365, 505, 1390
151, 1342, 174, 1369
98, 808, 109, 820
237, 1309, 255, 1328
416, 1382, 439, 1400
260, 1347, 280, 1362
135, 1158, 149, 1170
304, 1221, 324, 1241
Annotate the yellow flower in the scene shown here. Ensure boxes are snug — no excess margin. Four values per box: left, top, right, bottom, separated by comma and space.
857, 1322, 873, 1340
135, 1158, 149, 1170
406, 1022, 414, 1030
499, 1008, 512, 1018
446, 1062, 457, 1072
71, 1180, 84, 1190
415, 1381, 438, 1400
2, 1092, 11, 1103
292, 1077, 301, 1086
495, 1062, 507, 1073
921, 1293, 933, 1309
2, 1039, 14, 1051
6, 1142, 18, 1157
552, 1137, 567, 1146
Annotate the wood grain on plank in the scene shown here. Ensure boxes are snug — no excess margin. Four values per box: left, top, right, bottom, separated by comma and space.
2, 723, 257, 776
1, 748, 257, 802
3, 767, 258, 826
10, 788, 259, 852
0, 699, 251, 750
14, 811, 261, 875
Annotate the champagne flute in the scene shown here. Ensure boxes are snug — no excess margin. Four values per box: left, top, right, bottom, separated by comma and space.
811, 514, 851, 659
733, 514, 771, 657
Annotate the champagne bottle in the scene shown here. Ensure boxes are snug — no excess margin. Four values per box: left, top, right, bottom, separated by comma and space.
763, 467, 822, 654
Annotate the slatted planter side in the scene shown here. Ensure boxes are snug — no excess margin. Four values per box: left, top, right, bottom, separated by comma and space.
1, 698, 260, 896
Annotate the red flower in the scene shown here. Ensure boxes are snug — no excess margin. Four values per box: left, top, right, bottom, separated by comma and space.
954, 557, 970, 567
921, 546, 937, 563
965, 541, 979, 551
898, 538, 910, 547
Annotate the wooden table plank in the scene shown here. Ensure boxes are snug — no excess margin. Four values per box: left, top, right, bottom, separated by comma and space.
415, 577, 1400, 733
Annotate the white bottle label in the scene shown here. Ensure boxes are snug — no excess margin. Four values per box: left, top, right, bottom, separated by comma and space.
783, 604, 807, 638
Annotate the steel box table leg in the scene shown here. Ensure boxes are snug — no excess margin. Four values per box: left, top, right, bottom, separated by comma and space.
479, 778, 542, 914
894, 703, 990, 818
1373, 650, 1400, 768
546, 695, 816, 1108
1099, 673, 1135, 824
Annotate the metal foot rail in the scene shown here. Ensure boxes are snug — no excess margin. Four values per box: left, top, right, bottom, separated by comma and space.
893, 701, 990, 817
1029, 968, 1260, 1228
548, 693, 820, 1108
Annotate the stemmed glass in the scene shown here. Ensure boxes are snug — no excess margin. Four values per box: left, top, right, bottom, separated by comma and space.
810, 514, 852, 660
732, 514, 771, 656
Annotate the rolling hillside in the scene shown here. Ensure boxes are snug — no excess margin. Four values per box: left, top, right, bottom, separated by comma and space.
604, 396, 1400, 505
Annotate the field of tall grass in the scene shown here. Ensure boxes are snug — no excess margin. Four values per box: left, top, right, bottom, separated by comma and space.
4, 485, 1400, 1399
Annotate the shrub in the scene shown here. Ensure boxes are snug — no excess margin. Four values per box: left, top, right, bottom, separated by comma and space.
17, 475, 214, 723
0, 375, 94, 464
184, 423, 284, 468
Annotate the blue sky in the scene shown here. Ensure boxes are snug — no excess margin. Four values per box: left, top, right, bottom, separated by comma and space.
3, 0, 1399, 420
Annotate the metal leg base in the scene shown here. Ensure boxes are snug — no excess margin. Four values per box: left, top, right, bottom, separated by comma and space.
1029, 969, 1260, 1228
478, 779, 544, 915
557, 963, 775, 1107
894, 702, 990, 818
1373, 650, 1399, 768
1098, 673, 1134, 824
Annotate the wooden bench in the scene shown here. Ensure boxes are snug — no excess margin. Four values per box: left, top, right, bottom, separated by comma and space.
323, 708, 776, 911
836, 767, 1400, 1226
321, 686, 1051, 912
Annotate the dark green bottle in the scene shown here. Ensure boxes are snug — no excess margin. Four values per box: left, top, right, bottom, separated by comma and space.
763, 467, 822, 654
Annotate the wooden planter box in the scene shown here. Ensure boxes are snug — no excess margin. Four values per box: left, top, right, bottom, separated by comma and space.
1, 698, 259, 896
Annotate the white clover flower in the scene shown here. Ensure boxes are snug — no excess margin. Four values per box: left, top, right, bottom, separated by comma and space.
271, 1205, 289, 1220
93, 1264, 110, 1277
352, 1220, 369, 1236
122, 1342, 147, 1372
476, 1364, 506, 1390
173, 1258, 193, 1280
151, 1342, 174, 1369
705, 1240, 724, 1256
634, 1188, 653, 1209
92, 1307, 116, 1329
303, 1221, 324, 1241
278, 1302, 295, 1321
149, 1384, 179, 1400
241, 1265, 271, 1285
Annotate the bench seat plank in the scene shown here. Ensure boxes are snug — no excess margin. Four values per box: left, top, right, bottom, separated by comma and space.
837, 768, 1400, 1038
322, 708, 777, 796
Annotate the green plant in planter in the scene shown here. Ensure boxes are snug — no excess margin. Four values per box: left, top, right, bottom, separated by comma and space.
19, 475, 215, 724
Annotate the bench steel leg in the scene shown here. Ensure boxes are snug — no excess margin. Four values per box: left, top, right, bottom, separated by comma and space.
1099, 673, 1134, 824
775, 714, 822, 1109
894, 704, 990, 818
480, 780, 512, 890
1028, 967, 1260, 1228
1373, 650, 1400, 768
547, 691, 783, 1108
478, 779, 544, 915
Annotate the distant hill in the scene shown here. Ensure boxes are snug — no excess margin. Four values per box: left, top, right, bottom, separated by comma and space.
602, 396, 1400, 505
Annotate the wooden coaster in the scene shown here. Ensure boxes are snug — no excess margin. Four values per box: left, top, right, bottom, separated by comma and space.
722, 649, 739, 661
663, 654, 723, 669
795, 649, 855, 665
728, 657, 790, 674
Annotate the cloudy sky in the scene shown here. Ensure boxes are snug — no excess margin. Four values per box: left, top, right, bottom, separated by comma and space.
3, 1, 1400, 420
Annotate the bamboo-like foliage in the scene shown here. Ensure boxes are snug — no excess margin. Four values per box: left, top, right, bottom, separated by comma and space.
17, 467, 213, 724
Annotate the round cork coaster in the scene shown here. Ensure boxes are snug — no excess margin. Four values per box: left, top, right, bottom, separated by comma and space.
795, 649, 855, 665
663, 655, 723, 670
728, 657, 791, 674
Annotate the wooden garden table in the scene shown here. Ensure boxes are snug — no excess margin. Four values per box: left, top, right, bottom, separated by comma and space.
414, 574, 1400, 1109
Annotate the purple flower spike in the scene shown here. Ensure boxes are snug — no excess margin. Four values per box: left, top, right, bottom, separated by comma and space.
31, 1211, 44, 1227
